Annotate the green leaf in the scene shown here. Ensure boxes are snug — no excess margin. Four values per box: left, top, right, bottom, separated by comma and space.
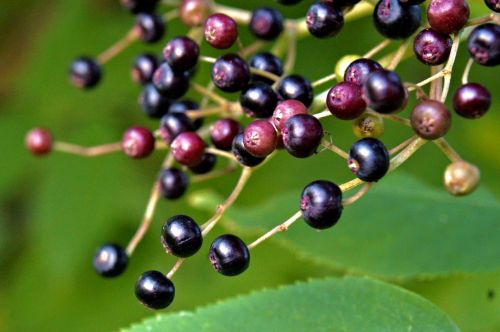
189, 173, 500, 280
123, 277, 459, 332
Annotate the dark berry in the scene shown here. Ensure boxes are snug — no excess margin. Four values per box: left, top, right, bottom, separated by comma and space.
484, 0, 500, 12
413, 28, 453, 65
158, 168, 189, 199
276, 74, 314, 107
363, 70, 407, 114
161, 215, 202, 258
240, 83, 278, 118
231, 133, 265, 167
250, 7, 284, 40
243, 120, 278, 157
373, 0, 421, 39
180, 0, 210, 27
120, 0, 159, 13
452, 83, 491, 119
282, 114, 323, 158
410, 99, 451, 140
69, 57, 102, 89
344, 58, 383, 87
169, 100, 203, 130
188, 153, 217, 174
306, 2, 344, 38
163, 36, 200, 73
140, 84, 170, 118
427, 0, 469, 35
212, 54, 250, 92
272, 99, 308, 130
209, 234, 250, 276
211, 118, 243, 151
153, 63, 190, 99
93, 244, 128, 278
300, 180, 343, 229
249, 52, 284, 84
159, 113, 195, 144
135, 271, 175, 310
134, 13, 165, 43
171, 132, 205, 167
204, 13, 238, 49
348, 138, 389, 182
132, 54, 159, 85
122, 126, 155, 159
26, 128, 52, 156
326, 82, 366, 120
467, 23, 500, 67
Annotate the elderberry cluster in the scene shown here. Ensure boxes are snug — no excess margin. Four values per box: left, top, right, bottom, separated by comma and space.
25, 0, 498, 311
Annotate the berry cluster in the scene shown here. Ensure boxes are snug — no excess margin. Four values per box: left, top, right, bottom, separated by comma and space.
26, 0, 498, 311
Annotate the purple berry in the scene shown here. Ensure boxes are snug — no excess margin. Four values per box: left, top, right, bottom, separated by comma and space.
326, 82, 366, 120
282, 114, 323, 158
204, 13, 238, 49
122, 126, 155, 159
453, 83, 492, 119
413, 28, 453, 65
243, 120, 278, 157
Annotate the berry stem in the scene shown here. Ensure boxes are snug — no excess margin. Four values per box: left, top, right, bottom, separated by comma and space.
464, 13, 500, 27
461, 58, 473, 85
342, 183, 372, 206
199, 55, 216, 64
247, 210, 303, 249
211, 3, 252, 25
238, 40, 266, 58
250, 68, 281, 82
200, 81, 216, 109
162, 8, 179, 21
311, 73, 337, 88
429, 65, 444, 100
205, 147, 238, 161
166, 258, 184, 279
283, 27, 297, 75
190, 82, 229, 107
186, 106, 225, 119
313, 110, 332, 119
363, 38, 391, 59
389, 136, 416, 155
434, 138, 462, 162
389, 136, 426, 171
440, 33, 460, 103
96, 28, 138, 65
53, 141, 123, 157
321, 138, 349, 159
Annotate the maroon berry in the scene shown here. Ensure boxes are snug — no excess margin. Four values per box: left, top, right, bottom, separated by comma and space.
326, 82, 366, 120
122, 126, 155, 159
210, 118, 242, 150
272, 99, 308, 131
26, 128, 53, 156
282, 114, 323, 158
427, 0, 469, 35
204, 13, 238, 49
163, 36, 200, 73
134, 13, 165, 43
410, 99, 451, 140
452, 83, 492, 119
180, 0, 210, 27
413, 28, 453, 65
211, 54, 250, 92
171, 132, 205, 167
344, 58, 383, 87
243, 120, 278, 157
467, 23, 500, 67
250, 7, 284, 40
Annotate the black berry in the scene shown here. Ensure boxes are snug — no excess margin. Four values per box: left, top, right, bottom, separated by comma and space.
209, 234, 250, 276
250, 7, 284, 40
169, 100, 203, 130
135, 271, 175, 310
188, 153, 217, 174
240, 82, 278, 118
452, 83, 492, 119
132, 54, 159, 85
140, 84, 170, 118
93, 244, 128, 278
344, 58, 383, 87
348, 138, 390, 182
69, 57, 102, 89
484, 0, 500, 12
306, 1, 344, 38
300, 180, 343, 229
363, 69, 407, 114
467, 23, 500, 67
134, 13, 165, 43
373, 0, 421, 39
159, 113, 195, 144
276, 74, 314, 107
153, 62, 190, 99
282, 114, 323, 158
161, 215, 203, 258
159, 168, 189, 199
163, 36, 200, 73
249, 52, 284, 84
212, 54, 250, 92
232, 133, 265, 167
120, 0, 159, 13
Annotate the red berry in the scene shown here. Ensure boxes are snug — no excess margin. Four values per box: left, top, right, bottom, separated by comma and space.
452, 83, 491, 119
171, 132, 206, 167
204, 13, 238, 49
326, 82, 366, 120
122, 126, 155, 159
272, 99, 308, 131
427, 0, 469, 35
243, 120, 278, 157
26, 128, 53, 156
210, 118, 242, 150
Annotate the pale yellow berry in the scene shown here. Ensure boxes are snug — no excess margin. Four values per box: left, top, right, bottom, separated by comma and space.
443, 161, 480, 196
352, 113, 384, 138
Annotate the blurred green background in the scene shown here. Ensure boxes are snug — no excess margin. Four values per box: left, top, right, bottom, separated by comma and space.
0, 0, 498, 331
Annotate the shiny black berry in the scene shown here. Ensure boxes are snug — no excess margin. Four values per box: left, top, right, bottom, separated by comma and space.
134, 13, 165, 43
276, 74, 314, 107
209, 234, 250, 276
344, 58, 383, 87
168, 100, 203, 130
211, 118, 243, 151
249, 52, 283, 85
120, 0, 159, 13
140, 84, 170, 118
348, 138, 390, 182
212, 54, 250, 92
159, 112, 194, 144
189, 153, 217, 174
306, 1, 344, 38
132, 54, 159, 85
93, 244, 128, 278
163, 36, 200, 73
484, 0, 500, 12
69, 57, 102, 89
153, 62, 190, 99
161, 215, 202, 258
158, 168, 189, 199
373, 0, 421, 39
232, 133, 265, 167
453, 83, 492, 119
204, 13, 238, 49
363, 70, 407, 114
300, 180, 343, 229
467, 23, 500, 67
240, 82, 278, 118
250, 7, 284, 40
413, 28, 453, 65
427, 0, 469, 35
282, 114, 323, 158
135, 271, 175, 310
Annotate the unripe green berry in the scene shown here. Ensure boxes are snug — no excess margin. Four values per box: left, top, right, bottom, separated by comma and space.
352, 113, 384, 138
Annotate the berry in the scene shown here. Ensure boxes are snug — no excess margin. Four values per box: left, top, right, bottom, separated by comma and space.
93, 244, 128, 278
161, 215, 203, 258
306, 2, 344, 38
282, 114, 323, 158
158, 168, 189, 199
352, 113, 384, 138
444, 161, 480, 196
120, 0, 159, 13
413, 28, 453, 65
427, 0, 469, 35
452, 83, 491, 119
348, 138, 389, 182
335, 54, 360, 81
373, 0, 421, 39
188, 153, 217, 174
344, 58, 383, 87
122, 126, 155, 159
326, 82, 366, 120
204, 13, 238, 49
272, 99, 308, 131
249, 52, 284, 84
232, 133, 266, 167
276, 74, 314, 107
159, 113, 195, 144
153, 62, 190, 99
250, 7, 284, 40
211, 118, 242, 151
240, 82, 278, 118
26, 128, 52, 156
163, 36, 200, 73
410, 99, 451, 140
169, 100, 203, 130
363, 70, 407, 114
209, 234, 250, 276
212, 54, 250, 92
69, 57, 102, 89
171, 132, 205, 167
132, 54, 159, 85
243, 120, 278, 157
300, 180, 343, 229
467, 23, 500, 67
135, 271, 175, 310
484, 0, 500, 12
139, 84, 170, 118
134, 13, 165, 43
180, 0, 210, 27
